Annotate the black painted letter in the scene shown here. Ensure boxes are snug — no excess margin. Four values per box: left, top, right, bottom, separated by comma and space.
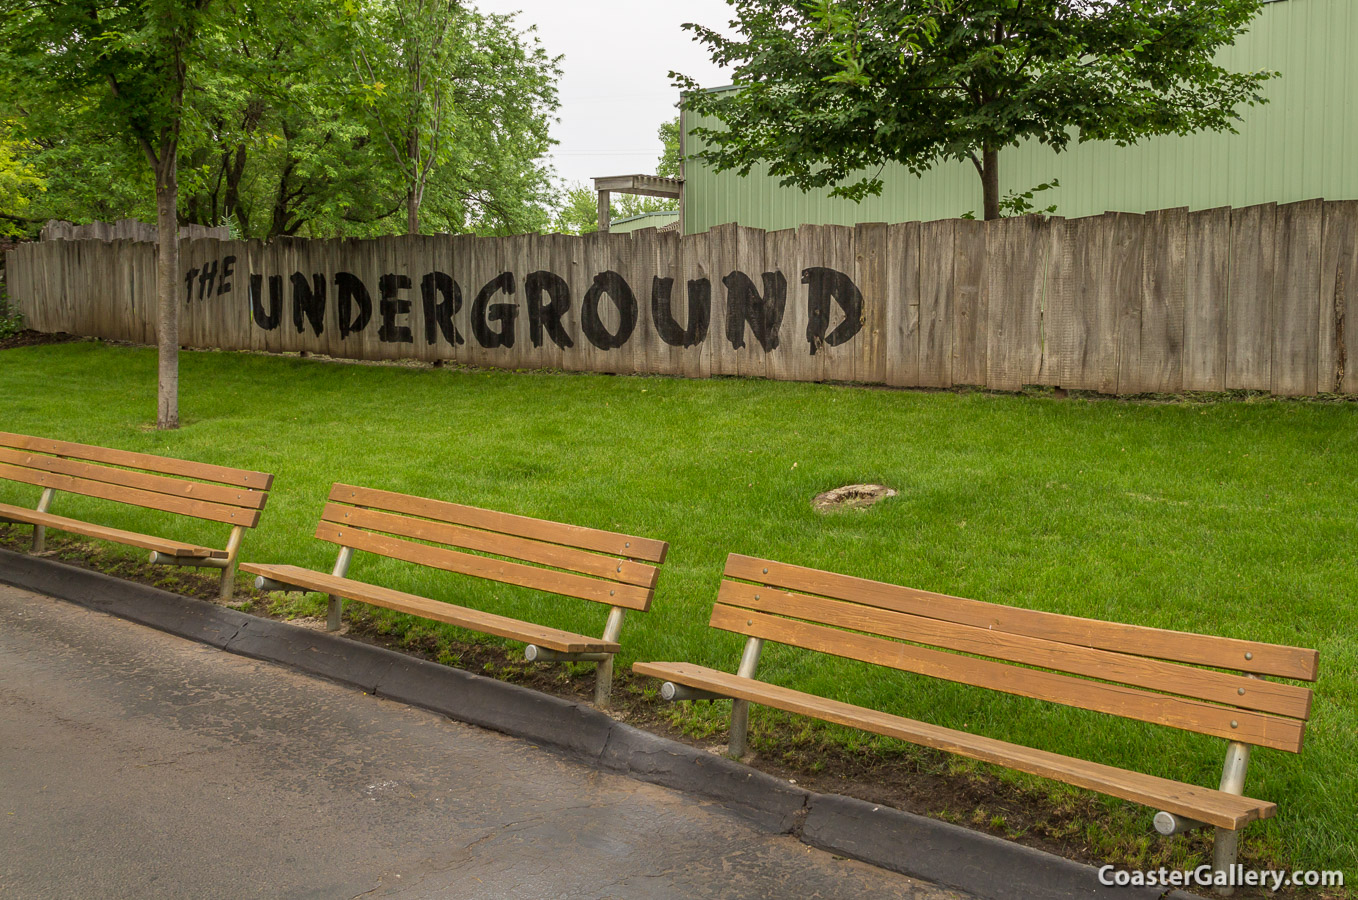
803, 267, 864, 353
651, 276, 710, 348
335, 272, 372, 339
421, 271, 463, 346
249, 274, 283, 330
723, 271, 786, 353
197, 260, 218, 301
218, 256, 236, 296
581, 270, 637, 351
378, 274, 414, 343
471, 272, 518, 349
525, 270, 573, 349
291, 273, 326, 336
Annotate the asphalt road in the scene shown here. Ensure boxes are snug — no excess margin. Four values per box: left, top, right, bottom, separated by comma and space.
0, 584, 968, 900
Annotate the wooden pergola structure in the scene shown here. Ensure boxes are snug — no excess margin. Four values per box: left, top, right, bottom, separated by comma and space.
592, 174, 683, 233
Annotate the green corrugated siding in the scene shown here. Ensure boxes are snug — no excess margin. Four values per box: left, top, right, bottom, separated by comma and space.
682, 0, 1358, 234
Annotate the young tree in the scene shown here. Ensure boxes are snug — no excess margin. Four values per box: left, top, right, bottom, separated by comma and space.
657, 116, 681, 179
2, 0, 214, 427
348, 1, 559, 236
0, 121, 43, 237
676, 0, 1275, 220
553, 182, 599, 235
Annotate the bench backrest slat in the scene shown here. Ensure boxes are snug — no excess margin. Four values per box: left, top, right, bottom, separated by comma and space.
0, 432, 273, 490
331, 483, 667, 563
0, 446, 268, 511
0, 461, 262, 528
717, 580, 1312, 720
322, 503, 659, 589
315, 512, 657, 612
725, 555, 1318, 681
712, 604, 1307, 753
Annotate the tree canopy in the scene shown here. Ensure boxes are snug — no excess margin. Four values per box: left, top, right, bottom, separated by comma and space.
0, 0, 563, 240
676, 0, 1275, 220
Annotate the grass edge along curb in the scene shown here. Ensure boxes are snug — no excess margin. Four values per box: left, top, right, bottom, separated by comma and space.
0, 548, 1198, 900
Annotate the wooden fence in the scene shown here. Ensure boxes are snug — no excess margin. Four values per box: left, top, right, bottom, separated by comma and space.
39, 219, 229, 242
7, 200, 1356, 395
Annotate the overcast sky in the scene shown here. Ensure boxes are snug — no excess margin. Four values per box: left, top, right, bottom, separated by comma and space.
473, 0, 736, 190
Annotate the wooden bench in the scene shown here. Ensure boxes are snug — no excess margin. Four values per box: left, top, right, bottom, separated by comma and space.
241, 483, 668, 706
0, 431, 274, 600
635, 553, 1319, 888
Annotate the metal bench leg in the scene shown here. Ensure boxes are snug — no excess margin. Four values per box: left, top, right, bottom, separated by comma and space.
217, 526, 245, 602
1211, 740, 1253, 896
593, 606, 627, 708
729, 637, 765, 759
326, 546, 354, 631
31, 488, 54, 552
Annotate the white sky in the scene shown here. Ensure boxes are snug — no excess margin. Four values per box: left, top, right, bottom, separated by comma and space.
473, 0, 736, 190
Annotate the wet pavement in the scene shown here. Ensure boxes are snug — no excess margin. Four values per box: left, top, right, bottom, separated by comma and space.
0, 583, 969, 899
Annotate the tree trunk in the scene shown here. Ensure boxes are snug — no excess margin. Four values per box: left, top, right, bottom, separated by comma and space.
982, 147, 1000, 221
406, 121, 421, 234
154, 153, 180, 430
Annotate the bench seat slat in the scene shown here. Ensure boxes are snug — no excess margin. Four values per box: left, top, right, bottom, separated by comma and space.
0, 446, 269, 510
0, 462, 260, 528
717, 581, 1313, 720
330, 483, 668, 563
240, 563, 620, 654
725, 555, 1319, 681
632, 661, 1276, 831
0, 432, 272, 490
711, 605, 1306, 753
0, 502, 225, 558
322, 503, 659, 588
314, 521, 654, 611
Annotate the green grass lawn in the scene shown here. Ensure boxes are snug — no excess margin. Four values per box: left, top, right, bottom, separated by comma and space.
2, 341, 1355, 879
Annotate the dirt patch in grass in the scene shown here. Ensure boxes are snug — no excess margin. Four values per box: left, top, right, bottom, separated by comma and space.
812, 483, 898, 511
0, 330, 83, 351
0, 525, 1339, 899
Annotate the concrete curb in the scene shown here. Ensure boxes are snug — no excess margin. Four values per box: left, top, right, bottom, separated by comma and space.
0, 549, 1198, 900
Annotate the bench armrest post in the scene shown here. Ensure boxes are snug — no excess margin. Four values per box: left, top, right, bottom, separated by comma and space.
1210, 740, 1254, 896
729, 637, 765, 759
327, 546, 355, 632
1210, 672, 1259, 896
31, 488, 55, 552
217, 525, 246, 602
592, 606, 627, 708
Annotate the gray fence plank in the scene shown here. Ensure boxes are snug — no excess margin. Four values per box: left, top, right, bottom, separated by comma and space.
1138, 207, 1187, 394
1227, 203, 1278, 391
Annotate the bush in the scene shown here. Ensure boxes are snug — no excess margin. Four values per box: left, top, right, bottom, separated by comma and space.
0, 283, 23, 339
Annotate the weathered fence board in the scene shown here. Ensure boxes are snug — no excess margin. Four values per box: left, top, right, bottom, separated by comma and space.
952, 220, 988, 386
1112, 213, 1146, 395
917, 219, 955, 388
1227, 203, 1278, 391
41, 219, 228, 243
1319, 201, 1358, 394
1271, 200, 1324, 397
1138, 207, 1187, 394
1183, 207, 1231, 392
883, 221, 921, 388
7, 201, 1356, 397
985, 215, 1047, 391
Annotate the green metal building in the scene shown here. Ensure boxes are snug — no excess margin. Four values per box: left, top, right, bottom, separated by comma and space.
679, 0, 1357, 235
607, 210, 679, 234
